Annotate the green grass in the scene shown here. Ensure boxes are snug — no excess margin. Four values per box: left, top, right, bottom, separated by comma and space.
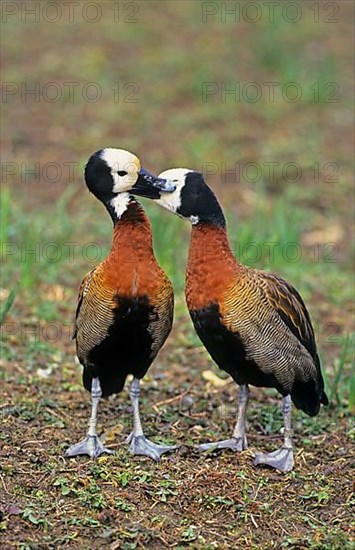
1, 181, 348, 303
1, 181, 353, 411
0, 287, 16, 325
328, 334, 354, 410
1, 186, 80, 291
145, 200, 189, 293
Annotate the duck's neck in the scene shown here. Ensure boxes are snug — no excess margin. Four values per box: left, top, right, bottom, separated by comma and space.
183, 178, 226, 227
186, 184, 235, 267
186, 221, 241, 310
107, 196, 154, 262
189, 221, 236, 267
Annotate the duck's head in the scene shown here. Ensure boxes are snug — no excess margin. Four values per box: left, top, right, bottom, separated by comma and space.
84, 148, 175, 208
131, 167, 225, 227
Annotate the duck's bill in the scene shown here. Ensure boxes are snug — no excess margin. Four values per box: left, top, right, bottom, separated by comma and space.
132, 168, 175, 198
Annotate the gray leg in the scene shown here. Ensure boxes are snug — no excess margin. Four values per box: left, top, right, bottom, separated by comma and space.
127, 377, 178, 461
65, 377, 114, 459
254, 395, 294, 473
198, 384, 250, 452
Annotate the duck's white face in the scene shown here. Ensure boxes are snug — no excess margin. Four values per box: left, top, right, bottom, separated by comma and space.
85, 148, 176, 220
100, 148, 142, 191
131, 167, 225, 227
155, 168, 193, 215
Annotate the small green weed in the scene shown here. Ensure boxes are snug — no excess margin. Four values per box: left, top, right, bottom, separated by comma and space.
114, 498, 134, 512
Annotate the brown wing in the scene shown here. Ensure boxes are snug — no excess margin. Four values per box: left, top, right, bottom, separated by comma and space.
148, 272, 174, 359
220, 269, 320, 394
73, 265, 118, 364
72, 267, 97, 339
261, 272, 317, 359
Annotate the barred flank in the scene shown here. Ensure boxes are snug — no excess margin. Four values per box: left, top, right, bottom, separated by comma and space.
186, 223, 328, 415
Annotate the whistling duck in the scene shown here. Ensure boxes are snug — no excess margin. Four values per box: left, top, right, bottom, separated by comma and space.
131, 168, 329, 472
65, 149, 177, 460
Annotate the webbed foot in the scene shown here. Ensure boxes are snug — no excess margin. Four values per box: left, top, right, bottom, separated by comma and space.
127, 434, 178, 461
254, 446, 294, 472
65, 435, 114, 459
198, 436, 248, 453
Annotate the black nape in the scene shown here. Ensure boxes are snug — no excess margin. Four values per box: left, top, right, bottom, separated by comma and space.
178, 172, 226, 227
84, 151, 115, 204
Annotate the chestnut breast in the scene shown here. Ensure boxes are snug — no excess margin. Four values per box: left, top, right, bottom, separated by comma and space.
185, 223, 240, 311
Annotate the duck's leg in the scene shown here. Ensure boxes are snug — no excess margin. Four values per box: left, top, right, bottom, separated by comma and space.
66, 377, 114, 459
198, 384, 249, 452
254, 395, 294, 472
127, 377, 178, 461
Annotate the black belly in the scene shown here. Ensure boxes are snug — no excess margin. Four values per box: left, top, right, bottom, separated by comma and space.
190, 303, 284, 394
79, 296, 158, 397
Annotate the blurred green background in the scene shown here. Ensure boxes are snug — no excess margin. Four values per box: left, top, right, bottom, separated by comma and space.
2, 0, 353, 388
0, 1, 354, 546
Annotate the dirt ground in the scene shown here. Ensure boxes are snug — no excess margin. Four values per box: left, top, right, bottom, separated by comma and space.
1, 323, 353, 549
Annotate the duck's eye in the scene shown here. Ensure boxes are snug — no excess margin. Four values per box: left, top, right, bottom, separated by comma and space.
117, 171, 128, 177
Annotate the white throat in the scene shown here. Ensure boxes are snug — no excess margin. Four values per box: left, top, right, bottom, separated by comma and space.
110, 193, 130, 219
156, 168, 192, 215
